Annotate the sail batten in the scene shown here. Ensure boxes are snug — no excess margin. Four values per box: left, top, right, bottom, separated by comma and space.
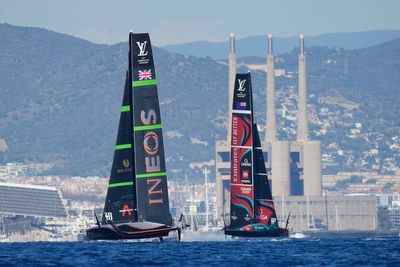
108, 181, 134, 188
114, 144, 132, 150
136, 172, 167, 179
133, 124, 163, 131
133, 79, 158, 87
120, 105, 131, 112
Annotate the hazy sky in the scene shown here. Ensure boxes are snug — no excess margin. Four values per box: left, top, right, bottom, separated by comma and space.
1, 0, 400, 46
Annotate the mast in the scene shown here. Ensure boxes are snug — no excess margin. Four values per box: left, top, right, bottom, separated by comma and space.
203, 167, 210, 231
307, 195, 310, 229
281, 193, 285, 223
324, 190, 329, 230
300, 204, 303, 229
335, 204, 339, 231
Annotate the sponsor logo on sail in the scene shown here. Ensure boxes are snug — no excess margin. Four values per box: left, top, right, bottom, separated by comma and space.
120, 204, 133, 216
123, 159, 130, 168
231, 115, 238, 145
140, 109, 161, 173
117, 159, 132, 173
241, 158, 251, 167
136, 41, 148, 56
242, 170, 249, 179
140, 109, 164, 205
148, 179, 163, 205
231, 148, 239, 183
240, 186, 252, 194
235, 101, 247, 110
104, 212, 113, 221
138, 69, 152, 80
237, 79, 246, 91
136, 41, 150, 65
236, 79, 247, 98
143, 132, 159, 155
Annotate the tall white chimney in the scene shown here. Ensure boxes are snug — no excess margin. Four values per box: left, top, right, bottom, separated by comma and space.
227, 33, 237, 142
297, 34, 309, 141
266, 33, 276, 142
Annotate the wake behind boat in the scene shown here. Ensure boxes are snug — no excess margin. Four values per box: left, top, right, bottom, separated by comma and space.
224, 73, 289, 238
86, 32, 180, 241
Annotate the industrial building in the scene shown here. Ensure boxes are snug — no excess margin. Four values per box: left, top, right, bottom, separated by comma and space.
274, 195, 377, 231
215, 34, 376, 230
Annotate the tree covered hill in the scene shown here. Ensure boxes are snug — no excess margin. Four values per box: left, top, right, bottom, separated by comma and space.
0, 24, 399, 179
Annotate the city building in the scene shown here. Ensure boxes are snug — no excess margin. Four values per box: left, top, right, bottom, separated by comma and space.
274, 194, 377, 231
0, 182, 68, 241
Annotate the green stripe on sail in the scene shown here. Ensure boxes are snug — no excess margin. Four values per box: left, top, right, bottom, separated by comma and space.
120, 105, 130, 112
114, 144, 132, 150
132, 79, 157, 87
136, 172, 167, 179
134, 124, 163, 131
108, 181, 134, 188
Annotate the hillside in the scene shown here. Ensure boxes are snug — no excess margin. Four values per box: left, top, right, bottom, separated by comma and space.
0, 24, 399, 179
0, 23, 230, 178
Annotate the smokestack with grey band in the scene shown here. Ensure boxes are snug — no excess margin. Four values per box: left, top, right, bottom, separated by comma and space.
268, 33, 273, 55
227, 33, 237, 142
300, 34, 304, 55
266, 33, 276, 141
297, 34, 308, 141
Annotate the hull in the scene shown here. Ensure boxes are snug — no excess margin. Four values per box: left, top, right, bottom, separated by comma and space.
224, 223, 288, 238
86, 222, 178, 241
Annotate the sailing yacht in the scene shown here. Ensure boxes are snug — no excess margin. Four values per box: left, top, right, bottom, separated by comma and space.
224, 73, 289, 238
86, 32, 180, 241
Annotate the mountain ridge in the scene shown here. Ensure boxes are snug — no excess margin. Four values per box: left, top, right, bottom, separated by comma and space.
162, 30, 400, 59
0, 24, 399, 179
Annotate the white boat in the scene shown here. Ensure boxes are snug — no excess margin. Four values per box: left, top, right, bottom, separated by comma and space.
290, 231, 306, 239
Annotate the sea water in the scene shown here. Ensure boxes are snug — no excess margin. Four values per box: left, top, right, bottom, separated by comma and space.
0, 233, 399, 266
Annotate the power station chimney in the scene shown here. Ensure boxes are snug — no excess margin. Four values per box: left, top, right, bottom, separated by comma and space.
297, 34, 309, 141
227, 33, 237, 142
266, 33, 276, 142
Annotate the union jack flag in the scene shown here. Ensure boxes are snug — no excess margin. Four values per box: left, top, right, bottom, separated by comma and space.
138, 69, 152, 80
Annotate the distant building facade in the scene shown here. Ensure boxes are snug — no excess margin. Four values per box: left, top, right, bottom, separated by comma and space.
274, 195, 377, 231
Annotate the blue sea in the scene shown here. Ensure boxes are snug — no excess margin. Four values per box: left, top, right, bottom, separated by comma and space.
0, 232, 399, 266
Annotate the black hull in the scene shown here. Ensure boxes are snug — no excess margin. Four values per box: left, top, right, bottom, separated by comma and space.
86, 224, 178, 241
224, 228, 289, 238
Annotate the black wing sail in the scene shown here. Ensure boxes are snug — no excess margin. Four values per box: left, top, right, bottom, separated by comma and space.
253, 123, 277, 226
229, 73, 255, 228
130, 33, 173, 226
102, 72, 136, 224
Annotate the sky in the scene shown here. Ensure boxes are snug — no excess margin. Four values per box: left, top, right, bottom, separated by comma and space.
1, 0, 400, 46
